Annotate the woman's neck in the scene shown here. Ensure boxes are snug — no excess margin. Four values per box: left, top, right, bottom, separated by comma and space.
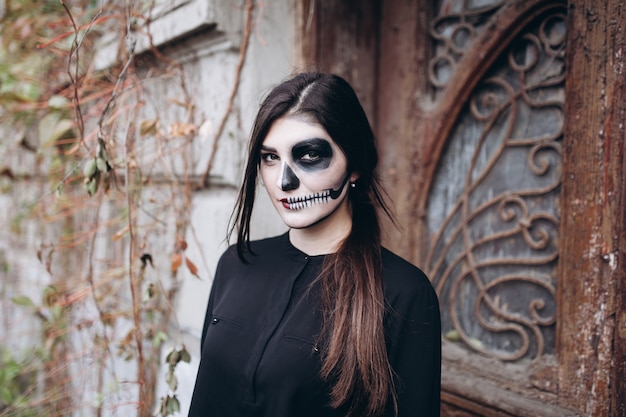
288, 201, 352, 256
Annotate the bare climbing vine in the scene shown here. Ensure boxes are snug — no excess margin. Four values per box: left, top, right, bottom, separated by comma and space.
0, 1, 254, 416
202, 0, 255, 186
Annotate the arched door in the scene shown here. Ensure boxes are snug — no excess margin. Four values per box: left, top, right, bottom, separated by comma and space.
420, 2, 568, 415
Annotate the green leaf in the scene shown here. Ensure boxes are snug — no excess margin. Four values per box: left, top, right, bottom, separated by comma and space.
11, 295, 35, 308
180, 347, 191, 363
83, 158, 97, 178
16, 81, 40, 102
3, 361, 21, 381
165, 369, 177, 391
49, 305, 63, 321
171, 396, 180, 412
165, 349, 180, 366
165, 395, 180, 413
48, 95, 68, 109
152, 331, 168, 348
444, 329, 461, 342
1, 386, 12, 405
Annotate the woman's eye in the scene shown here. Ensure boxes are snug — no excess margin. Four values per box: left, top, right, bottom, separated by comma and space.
301, 151, 320, 161
261, 153, 278, 162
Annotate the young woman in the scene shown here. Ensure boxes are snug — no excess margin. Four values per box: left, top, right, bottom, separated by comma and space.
188, 73, 440, 417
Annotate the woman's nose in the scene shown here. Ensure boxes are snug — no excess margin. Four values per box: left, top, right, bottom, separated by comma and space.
280, 163, 300, 191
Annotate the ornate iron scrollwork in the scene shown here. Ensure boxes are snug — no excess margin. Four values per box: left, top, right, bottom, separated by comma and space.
430, 0, 506, 90
427, 8, 566, 361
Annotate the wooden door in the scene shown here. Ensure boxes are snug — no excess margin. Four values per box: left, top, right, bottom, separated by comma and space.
296, 0, 626, 415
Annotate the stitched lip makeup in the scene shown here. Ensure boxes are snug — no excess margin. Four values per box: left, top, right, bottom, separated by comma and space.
279, 174, 349, 210
281, 191, 331, 210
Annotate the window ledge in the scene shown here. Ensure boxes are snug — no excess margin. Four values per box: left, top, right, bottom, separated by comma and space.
442, 344, 579, 416
94, 0, 241, 70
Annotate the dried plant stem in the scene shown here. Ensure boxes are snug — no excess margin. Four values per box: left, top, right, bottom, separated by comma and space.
60, 1, 102, 148
202, 0, 255, 187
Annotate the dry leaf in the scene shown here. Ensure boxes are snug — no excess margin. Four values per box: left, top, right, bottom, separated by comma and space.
171, 253, 182, 272
168, 122, 196, 138
140, 119, 159, 136
185, 257, 200, 278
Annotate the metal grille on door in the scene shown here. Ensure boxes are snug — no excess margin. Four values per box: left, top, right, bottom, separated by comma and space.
427, 3, 566, 362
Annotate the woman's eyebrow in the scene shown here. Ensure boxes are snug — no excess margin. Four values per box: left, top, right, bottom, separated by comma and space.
260, 145, 277, 152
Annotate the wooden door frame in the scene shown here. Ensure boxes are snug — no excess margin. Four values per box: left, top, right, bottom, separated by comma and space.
558, 0, 626, 415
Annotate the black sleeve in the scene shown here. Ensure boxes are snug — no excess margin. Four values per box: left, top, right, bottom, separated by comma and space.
199, 248, 230, 351
386, 279, 441, 417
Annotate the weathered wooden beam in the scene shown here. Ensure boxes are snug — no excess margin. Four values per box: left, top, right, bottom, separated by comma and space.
559, 0, 626, 415
375, 0, 433, 260
294, 0, 380, 121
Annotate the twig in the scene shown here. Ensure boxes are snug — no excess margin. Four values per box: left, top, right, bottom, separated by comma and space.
83, 193, 117, 417
96, 1, 137, 137
60, 1, 103, 150
201, 0, 255, 187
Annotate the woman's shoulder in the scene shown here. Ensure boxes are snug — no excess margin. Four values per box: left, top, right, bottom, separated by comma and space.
381, 248, 429, 283
381, 247, 436, 299
218, 233, 291, 268
381, 248, 440, 326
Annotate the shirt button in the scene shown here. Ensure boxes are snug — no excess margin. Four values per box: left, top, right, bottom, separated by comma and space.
304, 256, 309, 260
211, 318, 219, 324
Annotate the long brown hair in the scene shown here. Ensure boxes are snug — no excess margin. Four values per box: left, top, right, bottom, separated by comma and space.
229, 72, 396, 416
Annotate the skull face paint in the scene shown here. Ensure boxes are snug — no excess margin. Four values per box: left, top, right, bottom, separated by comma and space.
259, 117, 353, 230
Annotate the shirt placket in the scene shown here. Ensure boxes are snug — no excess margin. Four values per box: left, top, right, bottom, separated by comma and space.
241, 255, 309, 409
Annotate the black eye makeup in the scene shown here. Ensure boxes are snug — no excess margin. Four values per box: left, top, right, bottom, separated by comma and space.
291, 139, 333, 171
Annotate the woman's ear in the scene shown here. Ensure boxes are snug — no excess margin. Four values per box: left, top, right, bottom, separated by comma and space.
349, 172, 360, 188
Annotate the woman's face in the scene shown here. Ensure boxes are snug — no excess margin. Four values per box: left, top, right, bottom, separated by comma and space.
259, 117, 353, 230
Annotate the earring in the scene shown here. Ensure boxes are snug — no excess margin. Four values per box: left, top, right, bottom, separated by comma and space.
350, 182, 356, 188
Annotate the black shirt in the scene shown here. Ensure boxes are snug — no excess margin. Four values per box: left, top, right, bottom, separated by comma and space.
189, 233, 440, 416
